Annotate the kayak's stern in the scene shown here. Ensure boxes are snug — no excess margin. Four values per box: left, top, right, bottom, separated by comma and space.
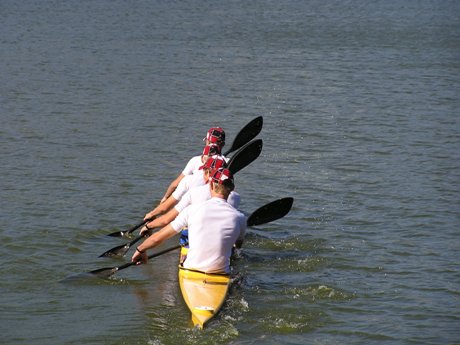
178, 265, 231, 329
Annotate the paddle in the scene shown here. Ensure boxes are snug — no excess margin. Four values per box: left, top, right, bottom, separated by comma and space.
106, 217, 154, 238
223, 116, 263, 156
104, 117, 262, 239
88, 197, 294, 278
247, 197, 294, 226
98, 139, 263, 258
91, 245, 182, 278
99, 231, 152, 257
227, 139, 263, 175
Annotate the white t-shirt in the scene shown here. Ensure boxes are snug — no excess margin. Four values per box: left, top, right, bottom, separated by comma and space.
181, 154, 229, 176
181, 155, 203, 176
171, 171, 205, 201
171, 197, 246, 274
175, 184, 240, 213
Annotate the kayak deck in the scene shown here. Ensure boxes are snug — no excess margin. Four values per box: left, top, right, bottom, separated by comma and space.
178, 248, 231, 329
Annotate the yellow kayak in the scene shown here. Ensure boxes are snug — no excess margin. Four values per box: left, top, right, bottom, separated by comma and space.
178, 246, 231, 329
175, 197, 294, 329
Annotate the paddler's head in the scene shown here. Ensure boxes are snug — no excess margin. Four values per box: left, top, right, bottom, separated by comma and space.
201, 144, 221, 164
210, 168, 234, 197
203, 127, 225, 148
200, 155, 227, 182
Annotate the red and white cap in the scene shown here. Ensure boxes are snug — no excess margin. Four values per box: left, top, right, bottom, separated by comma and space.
203, 127, 225, 145
202, 144, 221, 156
200, 155, 227, 171
210, 168, 234, 186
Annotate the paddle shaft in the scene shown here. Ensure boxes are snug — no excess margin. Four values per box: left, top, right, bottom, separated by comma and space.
99, 139, 262, 257
89, 197, 293, 277
106, 117, 261, 238
128, 220, 146, 233
107, 216, 154, 238
116, 244, 182, 272
126, 216, 154, 235
99, 230, 155, 257
126, 199, 292, 268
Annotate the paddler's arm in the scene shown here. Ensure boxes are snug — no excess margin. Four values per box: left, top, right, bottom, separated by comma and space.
234, 238, 244, 249
132, 224, 178, 264
234, 215, 247, 249
140, 208, 180, 236
144, 194, 179, 221
160, 173, 185, 203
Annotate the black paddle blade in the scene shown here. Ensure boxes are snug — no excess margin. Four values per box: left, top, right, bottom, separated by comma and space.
99, 234, 145, 258
106, 230, 132, 238
247, 197, 294, 227
99, 243, 131, 258
224, 116, 263, 156
227, 139, 263, 174
106, 219, 147, 238
88, 266, 120, 278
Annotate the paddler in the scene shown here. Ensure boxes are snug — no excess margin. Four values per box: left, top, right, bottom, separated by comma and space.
159, 127, 226, 204
142, 144, 221, 223
139, 156, 240, 238
132, 168, 246, 274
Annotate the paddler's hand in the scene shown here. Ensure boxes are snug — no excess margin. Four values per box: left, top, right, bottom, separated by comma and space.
132, 247, 148, 265
139, 225, 153, 237
139, 226, 148, 236
144, 211, 155, 221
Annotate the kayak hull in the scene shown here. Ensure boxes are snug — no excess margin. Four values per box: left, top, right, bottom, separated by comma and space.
178, 247, 231, 329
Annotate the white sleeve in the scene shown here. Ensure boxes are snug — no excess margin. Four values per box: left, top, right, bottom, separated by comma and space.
175, 190, 192, 213
172, 175, 190, 200
228, 191, 241, 209
238, 212, 247, 241
182, 155, 201, 175
170, 206, 190, 233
